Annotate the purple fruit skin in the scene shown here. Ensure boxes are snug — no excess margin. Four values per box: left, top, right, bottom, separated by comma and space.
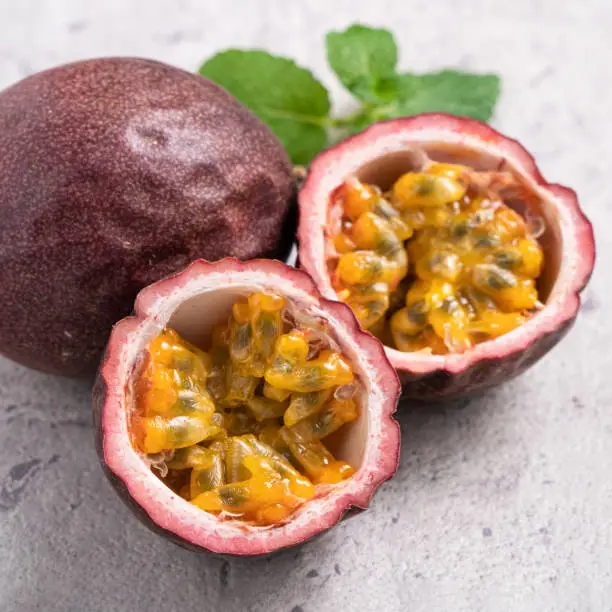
0, 58, 293, 377
398, 320, 573, 400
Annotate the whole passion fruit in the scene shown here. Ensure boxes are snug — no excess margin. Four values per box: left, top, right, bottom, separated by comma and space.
298, 114, 595, 400
0, 58, 294, 377
93, 258, 400, 555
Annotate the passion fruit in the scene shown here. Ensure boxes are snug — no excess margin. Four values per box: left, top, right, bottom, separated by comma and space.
298, 114, 595, 400
0, 58, 294, 377
93, 258, 400, 555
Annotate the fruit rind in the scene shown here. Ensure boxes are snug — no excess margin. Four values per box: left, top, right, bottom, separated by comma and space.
93, 258, 400, 555
298, 113, 595, 399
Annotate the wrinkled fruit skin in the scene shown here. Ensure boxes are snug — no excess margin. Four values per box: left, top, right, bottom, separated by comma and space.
298, 114, 596, 401
0, 58, 293, 377
93, 259, 400, 555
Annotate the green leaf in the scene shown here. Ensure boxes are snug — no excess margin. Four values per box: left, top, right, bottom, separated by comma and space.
376, 71, 501, 123
326, 25, 398, 103
200, 50, 330, 165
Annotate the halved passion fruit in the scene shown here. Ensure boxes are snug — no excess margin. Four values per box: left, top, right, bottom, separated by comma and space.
298, 114, 595, 400
93, 259, 400, 555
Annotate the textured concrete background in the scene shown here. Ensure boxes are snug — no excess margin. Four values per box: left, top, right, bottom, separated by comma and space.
0, 1, 610, 610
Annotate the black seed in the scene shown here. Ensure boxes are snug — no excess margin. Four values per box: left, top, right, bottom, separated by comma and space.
368, 257, 383, 276
407, 300, 428, 325
312, 410, 334, 436
298, 368, 322, 391
374, 199, 398, 219
488, 275, 507, 289
173, 354, 194, 372
486, 266, 516, 289
168, 418, 190, 444
353, 283, 386, 299
428, 252, 444, 269
379, 235, 401, 257
259, 316, 277, 339
494, 250, 522, 269
452, 222, 468, 237
471, 213, 486, 226
234, 323, 251, 350
474, 233, 499, 248
295, 392, 318, 409
367, 300, 386, 316
302, 391, 319, 407
473, 264, 516, 292
177, 391, 199, 412
179, 376, 194, 390
415, 176, 435, 195
272, 356, 292, 374
440, 297, 458, 314
219, 485, 248, 508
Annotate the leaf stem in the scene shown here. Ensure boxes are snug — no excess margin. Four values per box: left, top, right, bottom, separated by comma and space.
263, 107, 331, 127
327, 108, 370, 128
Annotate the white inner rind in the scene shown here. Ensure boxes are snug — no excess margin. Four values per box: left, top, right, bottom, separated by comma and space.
101, 262, 399, 554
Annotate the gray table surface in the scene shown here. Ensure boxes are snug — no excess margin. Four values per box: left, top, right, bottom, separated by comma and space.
1, 1, 610, 610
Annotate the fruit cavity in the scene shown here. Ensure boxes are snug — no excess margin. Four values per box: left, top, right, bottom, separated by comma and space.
298, 115, 594, 400
96, 258, 401, 554
132, 292, 360, 526
331, 160, 544, 355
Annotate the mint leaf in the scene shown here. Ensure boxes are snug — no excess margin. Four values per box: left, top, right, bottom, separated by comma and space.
340, 113, 375, 138
375, 71, 501, 123
326, 25, 398, 104
326, 26, 500, 124
199, 31, 502, 165
200, 50, 330, 165
333, 71, 500, 138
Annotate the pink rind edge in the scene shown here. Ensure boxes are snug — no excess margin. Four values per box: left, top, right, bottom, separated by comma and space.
297, 114, 596, 397
95, 258, 401, 555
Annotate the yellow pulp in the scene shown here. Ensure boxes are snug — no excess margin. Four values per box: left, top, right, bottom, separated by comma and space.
332, 163, 544, 354
133, 292, 359, 526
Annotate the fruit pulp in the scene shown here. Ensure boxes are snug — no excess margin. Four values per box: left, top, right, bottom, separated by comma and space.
331, 161, 544, 354
132, 292, 359, 526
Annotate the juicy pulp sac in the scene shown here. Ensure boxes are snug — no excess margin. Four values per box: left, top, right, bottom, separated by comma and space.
330, 160, 545, 355
131, 292, 360, 526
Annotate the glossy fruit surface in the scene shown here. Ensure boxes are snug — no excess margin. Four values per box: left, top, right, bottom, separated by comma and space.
0, 58, 293, 376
